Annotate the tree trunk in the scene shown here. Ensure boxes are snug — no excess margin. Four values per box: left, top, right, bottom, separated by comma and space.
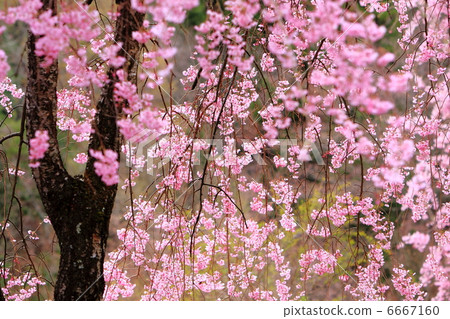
25, 0, 143, 300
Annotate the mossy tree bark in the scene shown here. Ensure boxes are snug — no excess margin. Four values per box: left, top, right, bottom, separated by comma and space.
25, 0, 143, 300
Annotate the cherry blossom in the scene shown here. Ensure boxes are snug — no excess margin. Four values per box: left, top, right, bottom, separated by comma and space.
89, 149, 120, 186
28, 130, 50, 168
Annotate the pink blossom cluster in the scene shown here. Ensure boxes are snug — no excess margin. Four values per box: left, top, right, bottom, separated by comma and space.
0, 50, 10, 81
28, 130, 50, 168
402, 232, 430, 253
56, 88, 95, 142
0, 265, 46, 301
392, 265, 425, 301
1, 1, 100, 67
89, 149, 120, 186
0, 77, 24, 117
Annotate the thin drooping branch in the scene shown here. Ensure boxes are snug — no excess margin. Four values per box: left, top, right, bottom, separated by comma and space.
0, 132, 21, 145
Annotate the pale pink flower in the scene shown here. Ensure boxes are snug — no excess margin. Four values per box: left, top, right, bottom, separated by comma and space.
402, 232, 430, 252
29, 130, 50, 168
74, 153, 88, 164
89, 149, 119, 186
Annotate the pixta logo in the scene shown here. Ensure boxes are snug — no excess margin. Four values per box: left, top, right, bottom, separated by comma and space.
125, 130, 325, 175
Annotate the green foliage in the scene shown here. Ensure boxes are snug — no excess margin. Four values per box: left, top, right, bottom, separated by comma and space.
373, 9, 402, 54
185, 0, 207, 27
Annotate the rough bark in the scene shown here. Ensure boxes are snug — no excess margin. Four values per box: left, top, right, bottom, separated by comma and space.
25, 0, 143, 300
